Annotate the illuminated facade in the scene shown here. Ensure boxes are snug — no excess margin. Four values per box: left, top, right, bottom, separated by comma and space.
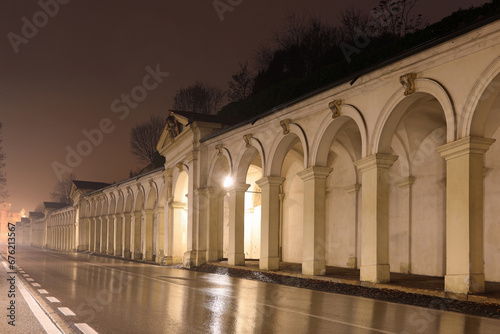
0, 202, 21, 243
24, 19, 500, 295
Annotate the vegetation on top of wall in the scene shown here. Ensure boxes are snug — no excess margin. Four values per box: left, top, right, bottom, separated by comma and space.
218, 1, 500, 123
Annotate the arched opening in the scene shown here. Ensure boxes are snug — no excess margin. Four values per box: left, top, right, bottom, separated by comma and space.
235, 146, 264, 263
319, 118, 362, 269
173, 171, 189, 262
244, 164, 262, 259
383, 93, 447, 276
281, 141, 304, 263
473, 72, 500, 282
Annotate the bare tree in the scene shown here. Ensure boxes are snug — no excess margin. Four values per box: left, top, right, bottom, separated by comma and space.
228, 62, 255, 102
173, 81, 225, 115
371, 0, 425, 37
130, 115, 165, 166
50, 172, 76, 205
339, 8, 372, 41
0, 122, 7, 202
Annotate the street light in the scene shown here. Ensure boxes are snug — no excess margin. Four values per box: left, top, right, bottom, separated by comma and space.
223, 176, 233, 188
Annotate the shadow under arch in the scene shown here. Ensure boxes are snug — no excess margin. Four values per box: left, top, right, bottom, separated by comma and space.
312, 104, 367, 166
373, 78, 456, 154
267, 123, 309, 176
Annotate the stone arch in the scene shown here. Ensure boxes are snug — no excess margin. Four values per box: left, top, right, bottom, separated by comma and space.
373, 78, 456, 154
109, 193, 116, 215
208, 153, 232, 188
145, 182, 158, 210
134, 186, 145, 212
374, 82, 449, 277
312, 104, 368, 166
234, 137, 266, 183
268, 123, 309, 176
463, 56, 500, 137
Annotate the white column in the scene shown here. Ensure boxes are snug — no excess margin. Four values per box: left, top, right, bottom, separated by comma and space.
298, 167, 332, 275
346, 184, 361, 269
354, 154, 398, 283
256, 177, 284, 271
437, 137, 495, 294
227, 183, 250, 266
396, 176, 415, 273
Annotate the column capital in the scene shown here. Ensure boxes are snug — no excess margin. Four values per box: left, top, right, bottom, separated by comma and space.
437, 136, 495, 160
195, 187, 225, 197
256, 176, 285, 188
345, 183, 361, 194
297, 167, 333, 181
354, 154, 398, 172
227, 183, 250, 193
396, 176, 415, 188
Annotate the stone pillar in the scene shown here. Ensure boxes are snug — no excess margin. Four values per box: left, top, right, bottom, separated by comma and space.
298, 167, 332, 275
165, 200, 174, 265
114, 214, 122, 256
122, 213, 132, 258
204, 188, 223, 262
437, 137, 495, 294
354, 154, 398, 283
227, 183, 250, 266
297, 167, 332, 275
155, 207, 165, 264
107, 215, 114, 255
256, 177, 284, 271
100, 217, 107, 254
396, 176, 415, 274
94, 217, 101, 252
346, 184, 361, 269
88, 219, 93, 251
132, 211, 142, 259
143, 209, 154, 261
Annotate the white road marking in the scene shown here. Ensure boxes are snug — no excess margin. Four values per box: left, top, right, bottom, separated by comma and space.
1, 261, 63, 334
22, 274, 29, 277
38, 289, 49, 294
46, 297, 60, 303
58, 307, 75, 316
26, 278, 34, 281
75, 323, 99, 334
32, 283, 41, 287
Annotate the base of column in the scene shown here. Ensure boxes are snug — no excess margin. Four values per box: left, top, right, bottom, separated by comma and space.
347, 257, 357, 269
445, 274, 485, 294
77, 245, 87, 252
114, 249, 122, 257
302, 260, 326, 275
228, 253, 245, 266
123, 250, 131, 258
400, 262, 411, 274
206, 250, 219, 262
163, 256, 173, 265
260, 256, 279, 271
360, 264, 390, 283
143, 252, 154, 261
107, 250, 114, 256
133, 252, 142, 260
183, 251, 198, 268
155, 251, 165, 264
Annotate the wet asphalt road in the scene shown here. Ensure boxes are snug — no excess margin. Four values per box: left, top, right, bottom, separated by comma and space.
11, 246, 500, 334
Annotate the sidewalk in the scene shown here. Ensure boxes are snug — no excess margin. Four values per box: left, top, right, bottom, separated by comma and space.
188, 261, 500, 318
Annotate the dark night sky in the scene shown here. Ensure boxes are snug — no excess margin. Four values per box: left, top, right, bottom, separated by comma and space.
0, 0, 489, 212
